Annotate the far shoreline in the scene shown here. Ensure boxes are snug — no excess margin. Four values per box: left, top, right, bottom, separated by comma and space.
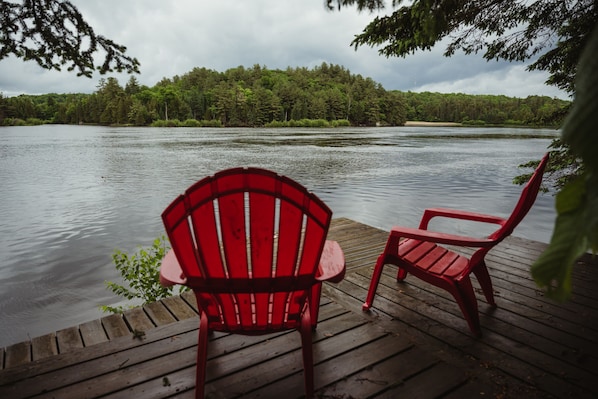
404, 121, 463, 127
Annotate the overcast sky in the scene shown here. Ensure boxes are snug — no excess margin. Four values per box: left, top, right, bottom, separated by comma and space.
0, 0, 569, 99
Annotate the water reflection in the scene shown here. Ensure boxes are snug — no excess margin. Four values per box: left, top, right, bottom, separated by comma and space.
0, 125, 556, 347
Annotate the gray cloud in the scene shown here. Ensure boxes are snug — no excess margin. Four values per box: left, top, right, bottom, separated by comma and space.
0, 0, 569, 99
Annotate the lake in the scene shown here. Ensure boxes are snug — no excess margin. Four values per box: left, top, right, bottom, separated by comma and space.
0, 124, 557, 348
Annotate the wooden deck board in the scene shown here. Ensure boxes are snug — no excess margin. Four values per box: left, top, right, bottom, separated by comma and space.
55, 325, 84, 353
122, 306, 156, 332
79, 319, 109, 346
143, 300, 177, 326
101, 313, 131, 340
161, 295, 198, 320
1, 217, 597, 398
30, 333, 57, 361
3, 342, 30, 370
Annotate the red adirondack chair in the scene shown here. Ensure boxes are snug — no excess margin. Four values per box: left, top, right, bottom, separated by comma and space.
362, 153, 549, 336
160, 167, 345, 398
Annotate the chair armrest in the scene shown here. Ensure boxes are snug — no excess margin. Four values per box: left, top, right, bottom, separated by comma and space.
419, 207, 507, 230
159, 249, 188, 287
316, 240, 346, 283
390, 226, 497, 248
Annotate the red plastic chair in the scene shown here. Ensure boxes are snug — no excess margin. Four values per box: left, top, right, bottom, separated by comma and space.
160, 167, 345, 398
363, 153, 549, 336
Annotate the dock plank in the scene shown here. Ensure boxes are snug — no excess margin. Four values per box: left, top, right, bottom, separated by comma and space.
56, 326, 83, 353
181, 290, 199, 312
143, 300, 177, 326
79, 319, 109, 346
318, 346, 440, 398
123, 306, 155, 332
101, 313, 130, 339
3, 342, 30, 369
161, 295, 197, 320
376, 362, 469, 399
31, 333, 57, 361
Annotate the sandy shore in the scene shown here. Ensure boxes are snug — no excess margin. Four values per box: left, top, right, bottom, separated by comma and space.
404, 121, 462, 127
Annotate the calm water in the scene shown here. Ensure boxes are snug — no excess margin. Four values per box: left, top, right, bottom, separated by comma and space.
0, 125, 557, 347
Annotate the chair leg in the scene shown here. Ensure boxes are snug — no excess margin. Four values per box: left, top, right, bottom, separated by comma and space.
195, 312, 209, 399
472, 262, 496, 307
363, 254, 386, 311
309, 282, 322, 330
300, 304, 315, 398
451, 277, 482, 337
397, 267, 408, 281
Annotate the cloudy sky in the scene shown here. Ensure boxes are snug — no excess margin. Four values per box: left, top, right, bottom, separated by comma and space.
0, 0, 569, 99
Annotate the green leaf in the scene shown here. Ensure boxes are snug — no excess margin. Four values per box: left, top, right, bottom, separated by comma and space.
555, 174, 585, 214
532, 170, 598, 301
584, 174, 598, 253
531, 195, 587, 301
561, 28, 598, 171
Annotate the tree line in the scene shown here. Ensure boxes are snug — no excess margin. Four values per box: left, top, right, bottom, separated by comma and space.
402, 91, 568, 126
0, 63, 569, 128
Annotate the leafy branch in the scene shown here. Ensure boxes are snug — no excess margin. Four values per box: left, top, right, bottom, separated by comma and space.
101, 236, 186, 314
0, 0, 140, 77
530, 26, 598, 301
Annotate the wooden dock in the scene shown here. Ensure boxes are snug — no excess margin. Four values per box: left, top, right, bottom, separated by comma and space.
1, 218, 597, 398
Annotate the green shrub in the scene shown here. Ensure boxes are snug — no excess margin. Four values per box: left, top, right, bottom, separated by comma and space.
182, 118, 202, 127
3, 118, 27, 126
462, 119, 486, 126
264, 118, 350, 128
504, 119, 526, 126
25, 118, 45, 125
101, 236, 186, 314
150, 119, 167, 127
150, 119, 181, 127
308, 118, 330, 127
331, 119, 351, 127
199, 119, 223, 127
150, 118, 223, 127
264, 120, 287, 128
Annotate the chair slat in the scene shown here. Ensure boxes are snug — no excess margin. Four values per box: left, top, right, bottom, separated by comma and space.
300, 218, 328, 276
191, 200, 224, 278
417, 245, 450, 271
254, 292, 271, 326
276, 200, 303, 277
235, 292, 254, 328
401, 240, 435, 264
271, 292, 290, 327
218, 191, 249, 279
426, 250, 461, 275
163, 197, 201, 279
249, 192, 276, 278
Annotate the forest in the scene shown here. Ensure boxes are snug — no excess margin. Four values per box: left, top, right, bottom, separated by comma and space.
0, 63, 570, 128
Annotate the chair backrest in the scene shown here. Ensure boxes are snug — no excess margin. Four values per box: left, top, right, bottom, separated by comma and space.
162, 167, 332, 332
489, 153, 549, 242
